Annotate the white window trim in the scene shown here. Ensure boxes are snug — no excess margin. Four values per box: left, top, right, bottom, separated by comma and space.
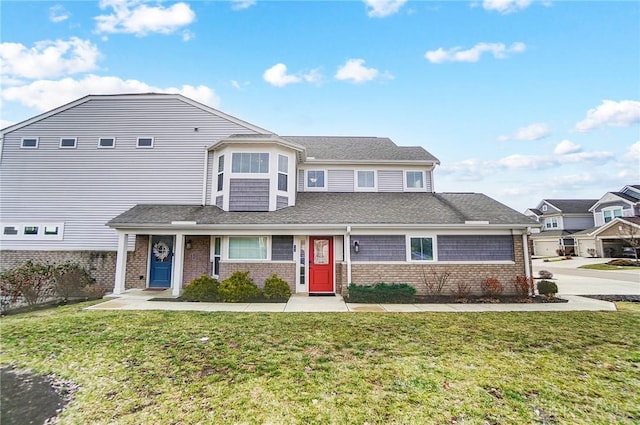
355, 170, 377, 192
98, 137, 116, 149
136, 137, 154, 148
541, 205, 548, 212
304, 169, 328, 192
602, 206, 624, 223
1, 223, 65, 241
544, 217, 559, 229
406, 235, 437, 262
59, 137, 77, 149
226, 235, 271, 261
404, 170, 426, 191
277, 154, 289, 193
21, 138, 39, 149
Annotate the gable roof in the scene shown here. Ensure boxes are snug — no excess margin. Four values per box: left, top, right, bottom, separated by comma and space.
108, 192, 537, 229
1, 93, 272, 136
542, 199, 598, 214
282, 136, 440, 164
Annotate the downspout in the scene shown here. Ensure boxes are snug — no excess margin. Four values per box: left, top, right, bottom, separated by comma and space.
522, 230, 532, 295
346, 226, 352, 287
201, 147, 209, 206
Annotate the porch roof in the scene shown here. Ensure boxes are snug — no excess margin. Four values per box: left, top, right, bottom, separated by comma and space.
107, 192, 538, 229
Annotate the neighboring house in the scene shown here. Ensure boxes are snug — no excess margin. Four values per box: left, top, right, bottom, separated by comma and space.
573, 185, 640, 257
525, 199, 597, 257
1, 93, 539, 297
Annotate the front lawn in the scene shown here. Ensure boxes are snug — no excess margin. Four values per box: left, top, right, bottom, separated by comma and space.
579, 263, 640, 271
2, 303, 639, 424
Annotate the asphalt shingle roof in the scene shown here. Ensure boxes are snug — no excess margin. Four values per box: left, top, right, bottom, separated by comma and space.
108, 192, 537, 228
282, 136, 440, 163
542, 199, 598, 214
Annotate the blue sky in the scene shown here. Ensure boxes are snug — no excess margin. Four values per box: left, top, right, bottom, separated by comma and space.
1, 0, 639, 212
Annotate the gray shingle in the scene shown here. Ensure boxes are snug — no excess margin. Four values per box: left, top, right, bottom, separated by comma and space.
282, 136, 440, 163
108, 192, 537, 228
543, 199, 598, 214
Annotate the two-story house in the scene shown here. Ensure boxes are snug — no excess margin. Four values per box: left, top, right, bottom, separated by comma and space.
524, 199, 597, 257
1, 93, 539, 297
573, 185, 640, 257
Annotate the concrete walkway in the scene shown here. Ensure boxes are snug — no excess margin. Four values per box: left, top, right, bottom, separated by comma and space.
86, 290, 618, 313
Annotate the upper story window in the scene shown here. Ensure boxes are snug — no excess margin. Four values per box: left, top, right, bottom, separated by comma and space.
21, 138, 38, 149
405, 171, 424, 190
544, 217, 558, 229
137, 137, 154, 148
306, 170, 326, 190
278, 155, 288, 191
217, 155, 224, 191
356, 170, 376, 191
59, 138, 77, 149
603, 207, 623, 223
231, 152, 269, 173
541, 205, 548, 212
98, 137, 115, 148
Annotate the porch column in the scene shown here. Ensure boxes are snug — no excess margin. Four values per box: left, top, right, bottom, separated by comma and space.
172, 233, 185, 296
522, 233, 532, 295
345, 226, 352, 285
113, 232, 128, 295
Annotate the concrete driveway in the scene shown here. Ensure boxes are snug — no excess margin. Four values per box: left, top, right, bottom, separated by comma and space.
532, 258, 640, 295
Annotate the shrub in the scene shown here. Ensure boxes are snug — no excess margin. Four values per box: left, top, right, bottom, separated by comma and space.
607, 259, 640, 267
513, 275, 532, 297
0, 261, 56, 310
451, 281, 471, 299
587, 248, 597, 257
263, 274, 291, 300
347, 283, 416, 303
421, 267, 450, 297
53, 263, 94, 301
218, 271, 260, 302
480, 277, 503, 297
556, 248, 565, 256
537, 280, 558, 297
538, 270, 554, 279
182, 274, 220, 302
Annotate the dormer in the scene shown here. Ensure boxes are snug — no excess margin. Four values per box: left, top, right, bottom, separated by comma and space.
209, 134, 305, 212
589, 184, 640, 226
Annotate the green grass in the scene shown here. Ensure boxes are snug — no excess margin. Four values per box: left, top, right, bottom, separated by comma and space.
2, 303, 640, 424
579, 263, 640, 270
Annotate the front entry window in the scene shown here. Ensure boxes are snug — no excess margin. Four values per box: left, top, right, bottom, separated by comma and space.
314, 239, 329, 264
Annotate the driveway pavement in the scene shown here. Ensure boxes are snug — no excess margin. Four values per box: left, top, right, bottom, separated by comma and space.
532, 258, 640, 295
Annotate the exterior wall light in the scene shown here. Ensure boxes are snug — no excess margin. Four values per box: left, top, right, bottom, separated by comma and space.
186, 239, 193, 250
353, 240, 360, 253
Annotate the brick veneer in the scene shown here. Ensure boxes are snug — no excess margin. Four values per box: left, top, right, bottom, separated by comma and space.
219, 262, 296, 293
182, 236, 211, 285
125, 235, 149, 289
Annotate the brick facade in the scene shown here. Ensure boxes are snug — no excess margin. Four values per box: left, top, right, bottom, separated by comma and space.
182, 236, 211, 285
219, 262, 296, 293
125, 235, 149, 289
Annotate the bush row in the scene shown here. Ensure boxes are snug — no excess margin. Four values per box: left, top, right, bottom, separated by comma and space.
347, 283, 416, 303
1, 261, 104, 313
182, 271, 291, 302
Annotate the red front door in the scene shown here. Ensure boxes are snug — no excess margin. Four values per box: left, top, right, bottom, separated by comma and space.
309, 236, 334, 292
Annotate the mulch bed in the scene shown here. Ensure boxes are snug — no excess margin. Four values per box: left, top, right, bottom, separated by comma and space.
582, 295, 640, 303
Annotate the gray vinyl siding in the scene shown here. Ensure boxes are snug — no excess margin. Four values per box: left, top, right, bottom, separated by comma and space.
351, 235, 406, 261
593, 201, 629, 212
215, 196, 223, 209
0, 97, 261, 250
228, 179, 269, 211
205, 150, 216, 205
276, 195, 288, 209
437, 235, 514, 261
378, 170, 403, 192
328, 170, 354, 192
297, 169, 304, 192
425, 171, 433, 192
272, 235, 293, 261
563, 216, 595, 230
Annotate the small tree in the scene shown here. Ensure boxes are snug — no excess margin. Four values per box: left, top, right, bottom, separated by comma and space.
617, 220, 640, 264
421, 266, 450, 298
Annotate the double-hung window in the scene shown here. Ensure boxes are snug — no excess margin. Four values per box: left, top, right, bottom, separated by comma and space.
231, 153, 269, 173
356, 170, 376, 191
217, 155, 224, 191
409, 237, 434, 261
405, 171, 424, 190
278, 155, 288, 191
544, 217, 558, 229
228, 236, 268, 260
603, 208, 623, 223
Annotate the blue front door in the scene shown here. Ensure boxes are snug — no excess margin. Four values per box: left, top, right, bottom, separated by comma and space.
149, 235, 173, 288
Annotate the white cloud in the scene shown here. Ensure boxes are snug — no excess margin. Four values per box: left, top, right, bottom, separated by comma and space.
95, 0, 196, 36
364, 0, 407, 17
181, 30, 195, 42
335, 58, 392, 83
627, 141, 640, 161
425, 42, 526, 64
1, 75, 220, 111
231, 80, 250, 90
574, 100, 640, 132
49, 5, 70, 23
263, 63, 301, 87
1, 119, 15, 129
497, 122, 550, 141
482, 0, 533, 14
231, 0, 256, 10
0, 38, 100, 79
303, 68, 323, 85
553, 140, 581, 155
